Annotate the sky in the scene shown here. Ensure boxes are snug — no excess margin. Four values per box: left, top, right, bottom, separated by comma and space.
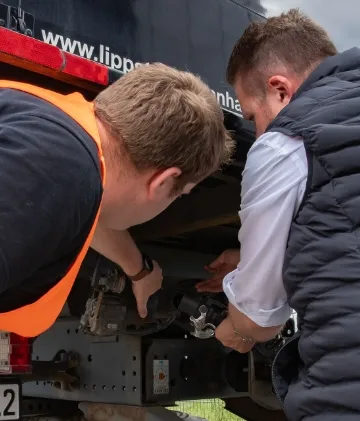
260, 0, 359, 52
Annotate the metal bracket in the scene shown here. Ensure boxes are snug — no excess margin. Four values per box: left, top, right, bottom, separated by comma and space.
189, 305, 216, 339
22, 317, 248, 405
0, 1, 35, 36
23, 319, 143, 406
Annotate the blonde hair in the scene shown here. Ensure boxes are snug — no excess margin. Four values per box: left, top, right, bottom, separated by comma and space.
94, 63, 234, 193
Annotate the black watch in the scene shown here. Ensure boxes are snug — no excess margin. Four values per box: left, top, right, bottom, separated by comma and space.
128, 253, 154, 282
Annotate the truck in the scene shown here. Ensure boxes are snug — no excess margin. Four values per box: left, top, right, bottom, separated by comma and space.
0, 1, 355, 420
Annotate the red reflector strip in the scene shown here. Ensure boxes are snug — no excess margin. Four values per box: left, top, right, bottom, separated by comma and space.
0, 27, 109, 86
0, 26, 63, 70
0, 332, 31, 374
63, 51, 109, 86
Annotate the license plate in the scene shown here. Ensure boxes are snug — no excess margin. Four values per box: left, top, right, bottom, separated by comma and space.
0, 381, 21, 421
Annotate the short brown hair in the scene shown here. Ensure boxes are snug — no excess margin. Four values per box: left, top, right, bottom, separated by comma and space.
94, 63, 234, 193
226, 9, 337, 91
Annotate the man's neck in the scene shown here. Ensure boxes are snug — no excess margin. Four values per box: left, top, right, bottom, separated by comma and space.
95, 117, 141, 229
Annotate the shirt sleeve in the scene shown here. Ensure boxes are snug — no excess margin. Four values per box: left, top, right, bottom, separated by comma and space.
223, 132, 307, 327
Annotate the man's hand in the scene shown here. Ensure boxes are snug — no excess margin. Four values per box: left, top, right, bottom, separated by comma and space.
91, 226, 164, 318
196, 249, 240, 293
215, 304, 282, 353
215, 316, 255, 353
131, 260, 163, 318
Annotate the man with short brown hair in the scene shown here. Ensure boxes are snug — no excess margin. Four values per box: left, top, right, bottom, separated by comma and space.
95, 63, 232, 195
0, 63, 233, 337
198, 8, 360, 420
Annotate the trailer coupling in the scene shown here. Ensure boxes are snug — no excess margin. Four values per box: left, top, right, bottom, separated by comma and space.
189, 305, 216, 339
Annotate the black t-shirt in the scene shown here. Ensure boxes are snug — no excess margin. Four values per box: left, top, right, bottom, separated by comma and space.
0, 88, 103, 312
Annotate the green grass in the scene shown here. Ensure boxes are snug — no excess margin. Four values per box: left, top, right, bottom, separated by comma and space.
168, 399, 244, 421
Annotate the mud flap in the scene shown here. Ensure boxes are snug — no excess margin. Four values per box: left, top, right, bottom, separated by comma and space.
272, 333, 302, 405
248, 349, 282, 411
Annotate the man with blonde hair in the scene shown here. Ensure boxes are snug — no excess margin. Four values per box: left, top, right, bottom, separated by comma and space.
198, 8, 360, 420
0, 63, 233, 338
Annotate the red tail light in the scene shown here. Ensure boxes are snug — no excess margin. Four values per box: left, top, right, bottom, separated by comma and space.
0, 332, 32, 374
0, 27, 109, 86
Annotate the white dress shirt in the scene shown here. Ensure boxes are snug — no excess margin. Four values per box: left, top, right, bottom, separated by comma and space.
223, 131, 308, 327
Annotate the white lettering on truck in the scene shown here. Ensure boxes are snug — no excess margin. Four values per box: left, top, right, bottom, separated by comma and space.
41, 30, 242, 116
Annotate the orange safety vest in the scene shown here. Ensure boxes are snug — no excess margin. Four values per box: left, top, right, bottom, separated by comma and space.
0, 80, 106, 337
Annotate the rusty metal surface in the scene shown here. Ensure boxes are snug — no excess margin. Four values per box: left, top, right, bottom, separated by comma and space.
79, 403, 146, 421
79, 403, 182, 421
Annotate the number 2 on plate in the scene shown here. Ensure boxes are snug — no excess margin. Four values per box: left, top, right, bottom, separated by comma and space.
2, 389, 15, 417
0, 384, 19, 421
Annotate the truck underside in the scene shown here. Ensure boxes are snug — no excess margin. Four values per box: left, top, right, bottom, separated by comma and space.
0, 1, 294, 420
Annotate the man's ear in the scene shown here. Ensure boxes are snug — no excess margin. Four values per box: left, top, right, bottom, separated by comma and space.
148, 167, 182, 200
268, 75, 294, 105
